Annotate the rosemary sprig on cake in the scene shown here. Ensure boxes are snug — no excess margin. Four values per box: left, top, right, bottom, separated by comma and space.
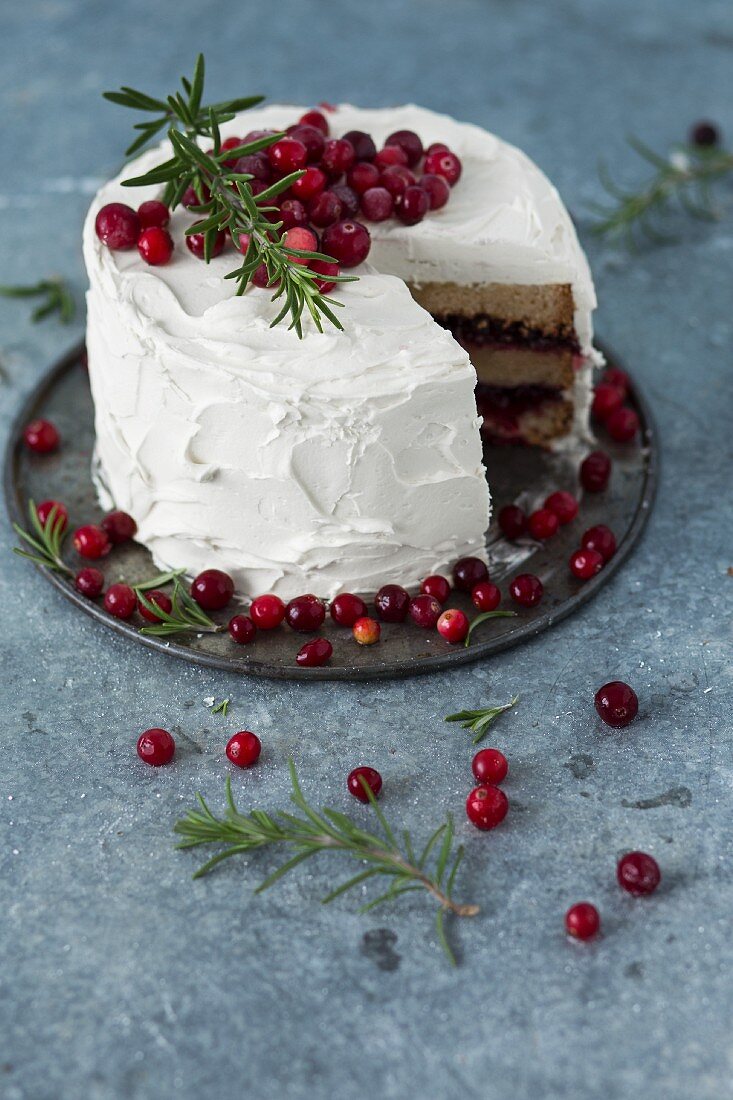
0, 277, 75, 325
175, 761, 478, 964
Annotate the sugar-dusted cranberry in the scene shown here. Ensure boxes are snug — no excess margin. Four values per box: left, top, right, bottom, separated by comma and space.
328, 184, 359, 217
498, 504, 527, 540
690, 119, 720, 147
310, 259, 340, 293
341, 130, 376, 162
582, 524, 617, 562
471, 581, 501, 612
226, 730, 261, 767
396, 185, 429, 225
287, 124, 326, 164
423, 150, 462, 185
233, 152, 272, 181
420, 574, 451, 604
137, 227, 173, 266
250, 594, 285, 629
453, 556, 488, 591
409, 594, 442, 629
228, 614, 257, 644
347, 765, 382, 802
137, 589, 173, 623
509, 573, 543, 608
137, 200, 170, 229
283, 226, 318, 264
101, 510, 137, 544
472, 748, 508, 785
268, 137, 307, 174
385, 129, 423, 167
466, 785, 508, 830
374, 584, 410, 623
186, 224, 226, 259
299, 108, 329, 135
291, 164, 327, 201
308, 191, 343, 228
379, 164, 416, 200
580, 450, 611, 492
420, 173, 451, 210
73, 524, 110, 560
95, 202, 141, 250
360, 186, 394, 221
565, 902, 600, 940
602, 366, 630, 396
321, 138, 356, 178
104, 583, 136, 619
75, 567, 104, 598
606, 406, 639, 442
426, 142, 450, 156
528, 508, 560, 541
544, 491, 578, 525
322, 219, 371, 267
569, 548, 604, 580
296, 637, 333, 667
617, 851, 661, 896
374, 145, 408, 170
330, 592, 367, 627
286, 594, 326, 632
437, 608, 470, 643
347, 161, 380, 194
24, 418, 59, 454
137, 727, 175, 766
594, 681, 638, 728
592, 383, 624, 422
190, 569, 234, 611
279, 198, 309, 230
36, 499, 68, 533
353, 616, 381, 645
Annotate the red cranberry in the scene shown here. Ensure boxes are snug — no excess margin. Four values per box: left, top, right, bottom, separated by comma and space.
528, 508, 560, 541
228, 614, 257, 644
252, 263, 277, 289
617, 851, 661, 896
420, 575, 451, 603
101, 510, 137, 544
690, 120, 719, 147
137, 226, 173, 268
322, 220, 371, 267
95, 203, 141, 250
426, 142, 450, 156
233, 152, 272, 182
375, 584, 410, 623
310, 259, 340, 293
24, 418, 60, 454
137, 200, 170, 229
37, 499, 68, 533
249, 594, 285, 629
287, 124, 326, 164
137, 589, 172, 623
73, 524, 110, 560
360, 186, 394, 221
190, 569, 234, 611
299, 109, 329, 135
226, 730, 261, 768
137, 727, 175, 766
466, 785, 508, 830
353, 616, 381, 645
379, 165, 416, 200
471, 581, 501, 612
509, 573, 543, 608
594, 681, 638, 728
279, 198, 309, 230
385, 129, 423, 167
347, 161, 380, 195
219, 135, 243, 165
498, 504, 527, 540
347, 765, 382, 802
582, 524, 617, 562
341, 130, 377, 162
310, 190, 344, 229
75, 567, 104, 598
240, 128, 277, 145
580, 450, 612, 492
472, 748, 508, 785
606, 406, 639, 442
602, 367, 630, 396
104, 583, 136, 619
565, 902, 600, 940
374, 145, 408, 170
408, 594, 442, 629
286, 594, 326, 632
544, 490, 578, 525
291, 165, 327, 201
569, 548, 604, 580
296, 637, 333, 667
182, 183, 211, 208
396, 185, 429, 225
423, 150, 462, 185
437, 608, 469, 644
321, 138, 356, 177
268, 137, 307, 174
330, 592, 368, 627
186, 224, 226, 259
592, 383, 624, 422
328, 184, 359, 218
453, 556, 488, 591
283, 226, 318, 264
420, 173, 451, 210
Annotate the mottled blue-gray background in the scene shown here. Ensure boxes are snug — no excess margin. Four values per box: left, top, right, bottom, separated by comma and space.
1, 2, 732, 1098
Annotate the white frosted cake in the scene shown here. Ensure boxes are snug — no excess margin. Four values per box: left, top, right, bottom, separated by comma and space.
84, 103, 599, 599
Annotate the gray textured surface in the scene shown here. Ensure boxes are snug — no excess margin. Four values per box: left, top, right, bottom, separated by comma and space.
1, 2, 732, 1098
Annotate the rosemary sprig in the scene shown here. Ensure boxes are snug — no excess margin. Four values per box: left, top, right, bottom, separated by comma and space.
135, 568, 185, 592
175, 761, 478, 965
211, 698, 230, 716
445, 696, 519, 744
464, 609, 516, 647
0, 278, 75, 324
136, 578, 223, 637
12, 500, 72, 575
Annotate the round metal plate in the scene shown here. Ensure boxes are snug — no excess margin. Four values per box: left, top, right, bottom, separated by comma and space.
4, 343, 657, 680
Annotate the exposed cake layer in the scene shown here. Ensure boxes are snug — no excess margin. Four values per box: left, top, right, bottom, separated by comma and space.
466, 345, 574, 390
477, 385, 573, 447
410, 281, 576, 342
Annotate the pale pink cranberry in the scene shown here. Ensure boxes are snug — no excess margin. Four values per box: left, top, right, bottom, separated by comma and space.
437, 608, 469, 643
283, 226, 318, 265
423, 150, 462, 185
95, 203, 140, 249
360, 186, 393, 221
322, 220, 371, 267
137, 200, 170, 229
420, 173, 451, 210
353, 617, 381, 645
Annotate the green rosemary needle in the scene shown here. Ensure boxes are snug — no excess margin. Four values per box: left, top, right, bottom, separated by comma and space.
445, 696, 519, 744
0, 277, 75, 324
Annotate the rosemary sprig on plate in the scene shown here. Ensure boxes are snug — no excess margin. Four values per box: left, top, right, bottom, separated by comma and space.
445, 696, 519, 744
175, 761, 478, 964
0, 277, 75, 324
136, 577, 223, 637
464, 609, 516, 647
12, 500, 72, 575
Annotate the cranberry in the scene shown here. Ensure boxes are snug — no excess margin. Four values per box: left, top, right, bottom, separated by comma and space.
347, 765, 382, 802
296, 637, 333, 667
466, 785, 508, 830
219, 135, 244, 165
569, 548, 604, 580
617, 851, 661, 896
287, 124, 326, 164
528, 508, 560, 541
360, 186, 394, 221
606, 406, 639, 442
182, 183, 211, 208
186, 224, 226, 259
582, 524, 617, 562
472, 748, 508, 785
453, 556, 488, 591
330, 592, 368, 627
299, 109, 329, 135
138, 227, 173, 267
73, 524, 110, 560
385, 129, 423, 167
396, 185, 429, 226
101, 510, 137, 544
291, 165, 327, 201
341, 130, 377, 162
420, 574, 451, 603
544, 490, 578, 525
437, 608, 469, 643
286, 594, 326, 632
75, 567, 104, 598
310, 259, 340, 293
267, 137, 307, 174
228, 614, 257, 644
233, 152, 272, 182
95, 202, 141, 250
374, 584, 410, 623
498, 504, 527, 540
594, 681, 638, 728
602, 366, 630, 396
321, 138, 356, 177
426, 142, 450, 156
471, 581, 501, 612
240, 128, 277, 145
580, 450, 612, 492
509, 573, 543, 608
328, 184, 360, 217
283, 226, 318, 264
250, 594, 286, 629
379, 165, 416, 200
137, 589, 173, 623
347, 161, 381, 195
409, 594, 442, 628
353, 616, 381, 645
423, 150, 462, 185
592, 383, 624, 422
420, 173, 451, 210
190, 569, 234, 611
104, 583, 136, 619
137, 200, 170, 229
322, 220, 371, 267
137, 727, 175, 766
252, 263, 276, 288
36, 499, 68, 533
374, 145, 408, 170
24, 418, 60, 454
308, 191, 343, 227
279, 198, 309, 230
565, 902, 600, 940
690, 120, 719, 147
226, 730, 261, 768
